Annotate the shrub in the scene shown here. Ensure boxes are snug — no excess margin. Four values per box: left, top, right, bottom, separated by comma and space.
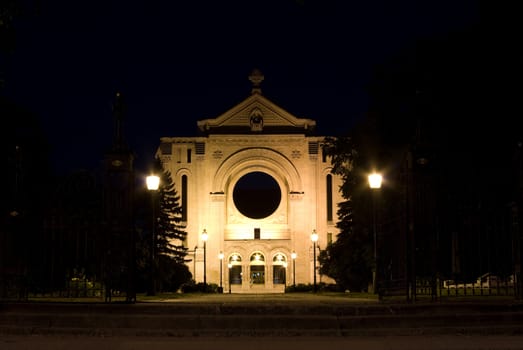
180, 280, 220, 293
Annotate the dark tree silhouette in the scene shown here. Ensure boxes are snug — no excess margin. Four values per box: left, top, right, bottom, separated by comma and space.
152, 157, 188, 263
319, 136, 373, 292
150, 157, 191, 291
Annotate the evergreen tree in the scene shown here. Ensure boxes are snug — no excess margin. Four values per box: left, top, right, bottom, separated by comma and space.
319, 136, 373, 292
153, 157, 189, 265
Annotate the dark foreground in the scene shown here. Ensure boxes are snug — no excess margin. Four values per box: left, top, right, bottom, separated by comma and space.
1, 293, 523, 338
3, 335, 523, 350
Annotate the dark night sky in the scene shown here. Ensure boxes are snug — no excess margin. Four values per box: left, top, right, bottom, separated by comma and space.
3, 0, 482, 175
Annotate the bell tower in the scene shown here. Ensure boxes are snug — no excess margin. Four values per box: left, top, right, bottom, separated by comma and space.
102, 92, 136, 302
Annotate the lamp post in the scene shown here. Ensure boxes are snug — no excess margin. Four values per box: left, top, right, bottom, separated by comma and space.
368, 172, 382, 295
311, 230, 318, 292
219, 251, 224, 292
283, 262, 288, 285
146, 175, 160, 296
193, 245, 197, 280
228, 263, 232, 294
202, 229, 208, 292
291, 251, 297, 288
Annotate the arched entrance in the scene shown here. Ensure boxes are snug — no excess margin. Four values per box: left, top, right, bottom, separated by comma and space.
272, 253, 287, 286
249, 252, 265, 288
228, 253, 242, 293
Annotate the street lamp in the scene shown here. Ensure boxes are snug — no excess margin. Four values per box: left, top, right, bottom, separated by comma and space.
291, 251, 297, 288
146, 175, 160, 296
368, 172, 382, 295
202, 229, 208, 292
283, 262, 288, 285
193, 245, 197, 280
228, 262, 232, 294
219, 251, 224, 292
311, 230, 318, 292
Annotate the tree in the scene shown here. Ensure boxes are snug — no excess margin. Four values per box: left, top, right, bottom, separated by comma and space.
39, 170, 103, 292
0, 97, 52, 298
152, 157, 190, 291
319, 136, 373, 292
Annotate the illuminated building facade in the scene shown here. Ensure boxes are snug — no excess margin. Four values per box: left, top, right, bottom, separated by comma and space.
156, 70, 342, 292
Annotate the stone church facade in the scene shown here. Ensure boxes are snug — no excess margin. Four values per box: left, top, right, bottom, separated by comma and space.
156, 70, 343, 293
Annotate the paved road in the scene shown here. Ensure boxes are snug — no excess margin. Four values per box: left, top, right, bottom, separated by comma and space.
2, 335, 523, 350
3, 294, 523, 339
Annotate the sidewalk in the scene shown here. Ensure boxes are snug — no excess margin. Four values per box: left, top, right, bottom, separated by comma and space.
1, 293, 523, 337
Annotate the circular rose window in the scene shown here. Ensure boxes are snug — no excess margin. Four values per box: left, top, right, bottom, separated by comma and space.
233, 172, 281, 219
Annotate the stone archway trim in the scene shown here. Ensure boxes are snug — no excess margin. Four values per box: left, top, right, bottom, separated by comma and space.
212, 147, 302, 193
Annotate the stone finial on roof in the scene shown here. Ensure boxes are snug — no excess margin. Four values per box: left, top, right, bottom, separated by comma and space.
248, 68, 264, 94
112, 91, 127, 151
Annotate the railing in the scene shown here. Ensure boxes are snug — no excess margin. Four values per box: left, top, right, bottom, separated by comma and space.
1, 275, 127, 302
28, 280, 105, 299
379, 275, 517, 301
439, 277, 515, 297
379, 278, 408, 299
416, 274, 516, 298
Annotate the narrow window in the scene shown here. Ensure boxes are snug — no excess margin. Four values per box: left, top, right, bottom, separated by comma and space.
254, 228, 260, 239
326, 174, 333, 222
187, 149, 192, 163
181, 175, 188, 222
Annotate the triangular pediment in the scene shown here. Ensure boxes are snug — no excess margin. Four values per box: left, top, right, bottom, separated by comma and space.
197, 93, 316, 135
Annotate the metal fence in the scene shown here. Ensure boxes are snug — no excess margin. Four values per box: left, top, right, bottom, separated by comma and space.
1, 274, 129, 302
416, 274, 516, 298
